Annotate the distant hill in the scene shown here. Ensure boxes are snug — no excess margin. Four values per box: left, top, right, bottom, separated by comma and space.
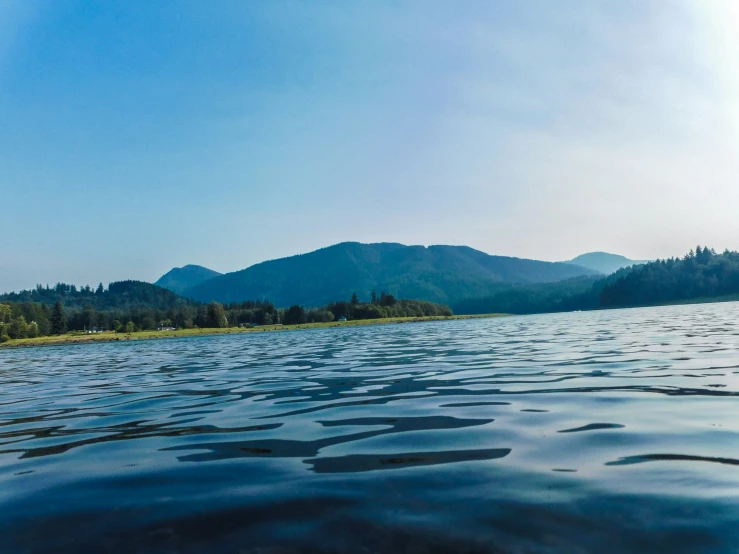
155, 265, 222, 295
182, 242, 597, 306
600, 247, 739, 307
0, 280, 193, 312
455, 246, 739, 315
568, 252, 648, 275
0, 280, 199, 338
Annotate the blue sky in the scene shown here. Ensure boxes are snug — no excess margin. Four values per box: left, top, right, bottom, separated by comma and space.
2, 1, 739, 292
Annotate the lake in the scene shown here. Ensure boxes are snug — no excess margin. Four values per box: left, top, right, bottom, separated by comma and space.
2, 303, 739, 553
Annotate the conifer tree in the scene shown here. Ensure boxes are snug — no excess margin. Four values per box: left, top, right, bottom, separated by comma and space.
51, 301, 66, 335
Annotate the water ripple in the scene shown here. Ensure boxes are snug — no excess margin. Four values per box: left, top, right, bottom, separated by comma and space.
2, 303, 739, 552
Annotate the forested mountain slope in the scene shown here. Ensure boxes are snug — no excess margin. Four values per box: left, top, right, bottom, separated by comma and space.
455, 246, 737, 314
182, 242, 597, 306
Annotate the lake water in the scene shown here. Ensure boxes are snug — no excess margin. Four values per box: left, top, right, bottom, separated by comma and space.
2, 303, 739, 553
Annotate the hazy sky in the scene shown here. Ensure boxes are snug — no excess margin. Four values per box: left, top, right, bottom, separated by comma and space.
2, 1, 739, 292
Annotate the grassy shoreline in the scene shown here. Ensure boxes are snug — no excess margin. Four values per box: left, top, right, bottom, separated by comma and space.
0, 314, 506, 349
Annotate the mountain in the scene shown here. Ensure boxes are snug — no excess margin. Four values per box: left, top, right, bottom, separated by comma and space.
155, 265, 222, 295
568, 252, 648, 275
182, 242, 598, 307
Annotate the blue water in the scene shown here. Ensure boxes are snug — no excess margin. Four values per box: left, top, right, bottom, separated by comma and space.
2, 303, 739, 553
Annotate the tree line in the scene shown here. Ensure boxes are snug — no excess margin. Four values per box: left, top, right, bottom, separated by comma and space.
0, 281, 452, 342
283, 292, 452, 325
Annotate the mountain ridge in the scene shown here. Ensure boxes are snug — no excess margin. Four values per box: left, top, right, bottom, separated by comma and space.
176, 242, 597, 307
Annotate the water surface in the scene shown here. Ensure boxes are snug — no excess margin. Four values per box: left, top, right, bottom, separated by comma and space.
2, 303, 739, 552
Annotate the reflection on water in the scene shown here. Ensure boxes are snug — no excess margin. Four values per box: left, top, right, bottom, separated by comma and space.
2, 303, 739, 552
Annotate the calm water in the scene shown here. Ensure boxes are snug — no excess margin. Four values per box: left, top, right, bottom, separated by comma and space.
2, 304, 739, 553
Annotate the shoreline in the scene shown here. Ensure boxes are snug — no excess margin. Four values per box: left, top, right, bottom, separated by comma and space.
0, 314, 506, 350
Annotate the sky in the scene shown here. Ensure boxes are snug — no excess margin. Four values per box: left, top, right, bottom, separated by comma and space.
2, 1, 739, 292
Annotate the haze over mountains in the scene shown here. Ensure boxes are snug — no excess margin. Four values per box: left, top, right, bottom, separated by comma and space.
567, 252, 649, 275
157, 242, 599, 307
